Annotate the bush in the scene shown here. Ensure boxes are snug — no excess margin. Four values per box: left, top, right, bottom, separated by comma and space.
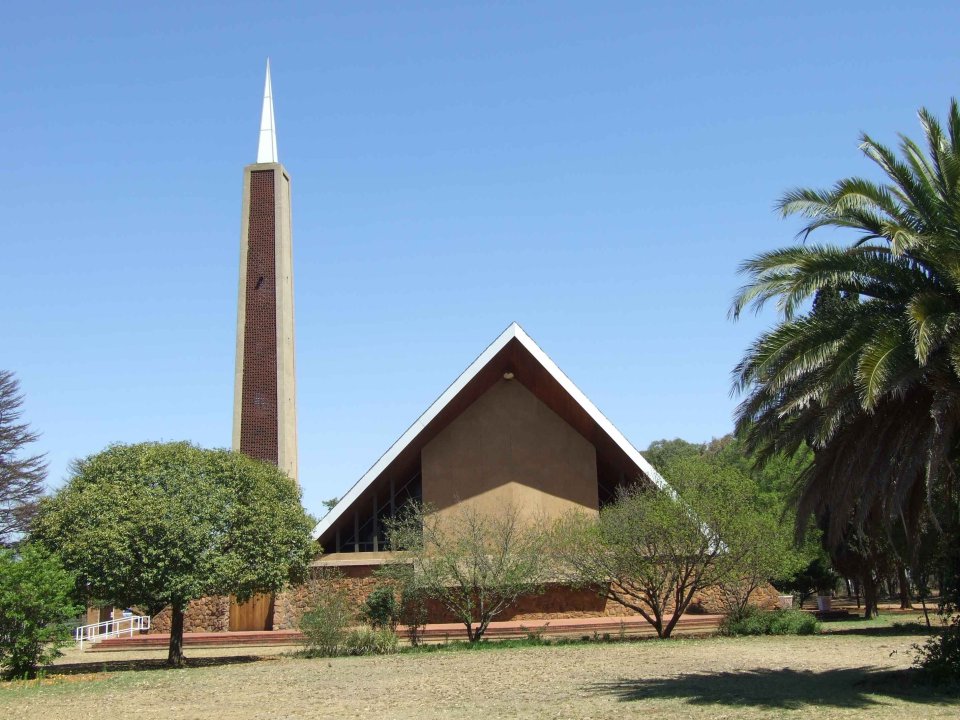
914, 614, 960, 685
299, 574, 355, 657
398, 582, 428, 646
0, 545, 80, 679
343, 627, 399, 656
361, 586, 399, 630
719, 606, 820, 637
374, 561, 428, 644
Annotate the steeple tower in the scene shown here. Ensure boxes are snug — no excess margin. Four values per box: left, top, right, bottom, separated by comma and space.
257, 59, 279, 163
232, 60, 298, 483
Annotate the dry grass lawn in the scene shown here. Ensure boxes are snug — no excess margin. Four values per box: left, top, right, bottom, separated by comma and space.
1, 623, 957, 719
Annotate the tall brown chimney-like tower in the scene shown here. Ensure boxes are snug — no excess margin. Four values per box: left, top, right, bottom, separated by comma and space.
232, 59, 298, 484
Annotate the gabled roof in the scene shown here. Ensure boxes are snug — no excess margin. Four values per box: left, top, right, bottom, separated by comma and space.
312, 323, 671, 541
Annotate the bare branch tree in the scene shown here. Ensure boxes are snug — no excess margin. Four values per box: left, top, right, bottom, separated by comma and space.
0, 370, 47, 545
383, 502, 552, 642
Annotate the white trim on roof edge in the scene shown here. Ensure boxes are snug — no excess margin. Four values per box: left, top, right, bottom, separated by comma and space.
311, 322, 672, 541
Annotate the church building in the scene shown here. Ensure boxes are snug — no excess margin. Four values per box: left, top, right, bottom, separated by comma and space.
312, 321, 669, 558
150, 62, 744, 635
228, 61, 682, 627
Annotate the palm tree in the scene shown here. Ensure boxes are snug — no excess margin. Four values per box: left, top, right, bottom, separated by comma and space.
731, 99, 960, 542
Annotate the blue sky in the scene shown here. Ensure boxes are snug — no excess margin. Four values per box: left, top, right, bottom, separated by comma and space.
3, 1, 958, 516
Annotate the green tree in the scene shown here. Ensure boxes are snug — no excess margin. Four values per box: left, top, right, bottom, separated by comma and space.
321, 497, 339, 515
32, 441, 315, 667
0, 544, 79, 679
0, 370, 47, 546
556, 458, 734, 638
558, 455, 810, 636
730, 100, 960, 546
646, 435, 820, 610
383, 503, 552, 642
643, 438, 702, 472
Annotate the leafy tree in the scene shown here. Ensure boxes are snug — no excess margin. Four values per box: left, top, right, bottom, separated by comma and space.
645, 436, 817, 614
558, 454, 810, 636
714, 501, 808, 615
0, 371, 47, 546
643, 438, 702, 472
646, 434, 814, 514
556, 458, 737, 637
321, 497, 339, 514
0, 544, 79, 679
730, 99, 960, 546
774, 556, 838, 609
704, 434, 813, 502
382, 503, 552, 642
31, 441, 315, 667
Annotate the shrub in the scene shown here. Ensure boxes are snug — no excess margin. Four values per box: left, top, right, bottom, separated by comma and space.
343, 627, 399, 656
362, 586, 399, 630
299, 573, 355, 657
914, 614, 960, 685
375, 562, 430, 645
719, 606, 820, 637
0, 545, 80, 679
398, 582, 429, 646
383, 502, 551, 642
767, 609, 820, 635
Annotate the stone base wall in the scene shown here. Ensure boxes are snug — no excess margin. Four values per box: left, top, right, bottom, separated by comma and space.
689, 583, 780, 615
148, 596, 231, 634
272, 564, 781, 629
274, 566, 381, 630
140, 568, 781, 633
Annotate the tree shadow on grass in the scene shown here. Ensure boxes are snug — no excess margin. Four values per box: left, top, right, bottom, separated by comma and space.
46, 655, 270, 676
587, 667, 959, 710
825, 622, 937, 638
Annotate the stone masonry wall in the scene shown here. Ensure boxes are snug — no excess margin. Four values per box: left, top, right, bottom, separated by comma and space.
271, 564, 781, 630
149, 596, 231, 634
274, 566, 380, 630
144, 567, 781, 634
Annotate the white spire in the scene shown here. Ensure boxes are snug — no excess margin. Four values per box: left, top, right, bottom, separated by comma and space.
256, 59, 279, 163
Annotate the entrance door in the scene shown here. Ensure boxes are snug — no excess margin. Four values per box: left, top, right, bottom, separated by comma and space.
229, 593, 274, 631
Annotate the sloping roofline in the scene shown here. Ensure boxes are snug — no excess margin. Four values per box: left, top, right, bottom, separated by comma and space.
311, 322, 671, 540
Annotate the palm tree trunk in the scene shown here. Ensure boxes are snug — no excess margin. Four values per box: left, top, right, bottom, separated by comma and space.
897, 563, 913, 610
862, 574, 879, 619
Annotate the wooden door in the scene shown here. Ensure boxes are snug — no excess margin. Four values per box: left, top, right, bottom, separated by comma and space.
229, 593, 274, 631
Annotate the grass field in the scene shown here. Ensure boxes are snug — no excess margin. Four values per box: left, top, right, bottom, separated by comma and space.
1, 616, 957, 719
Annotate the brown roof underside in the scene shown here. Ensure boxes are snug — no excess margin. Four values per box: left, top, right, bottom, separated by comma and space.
317, 337, 650, 546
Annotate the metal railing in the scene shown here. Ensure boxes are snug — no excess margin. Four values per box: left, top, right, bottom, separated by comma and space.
74, 614, 151, 650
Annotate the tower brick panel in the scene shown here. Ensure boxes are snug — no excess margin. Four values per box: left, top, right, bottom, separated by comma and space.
239, 170, 279, 463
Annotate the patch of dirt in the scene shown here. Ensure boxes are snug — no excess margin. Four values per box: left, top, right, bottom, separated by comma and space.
2, 632, 957, 719
0, 674, 111, 691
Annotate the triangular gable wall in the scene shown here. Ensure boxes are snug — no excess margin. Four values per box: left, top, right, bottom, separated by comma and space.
312, 323, 671, 542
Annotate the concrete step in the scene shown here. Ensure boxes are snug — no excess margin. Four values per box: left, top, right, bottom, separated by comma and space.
88, 614, 722, 652
93, 630, 301, 651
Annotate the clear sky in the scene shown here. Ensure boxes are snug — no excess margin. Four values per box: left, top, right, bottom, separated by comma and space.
3, 1, 958, 517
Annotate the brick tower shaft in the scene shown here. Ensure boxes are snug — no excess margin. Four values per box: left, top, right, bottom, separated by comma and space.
231, 63, 298, 483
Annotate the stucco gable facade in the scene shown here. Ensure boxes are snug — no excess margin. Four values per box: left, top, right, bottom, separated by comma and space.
313, 323, 672, 558
422, 378, 598, 522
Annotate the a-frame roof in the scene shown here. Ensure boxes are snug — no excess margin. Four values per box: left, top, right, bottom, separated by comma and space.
312, 322, 671, 541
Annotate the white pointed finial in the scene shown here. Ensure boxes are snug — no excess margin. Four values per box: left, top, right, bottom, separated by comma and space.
257, 59, 279, 163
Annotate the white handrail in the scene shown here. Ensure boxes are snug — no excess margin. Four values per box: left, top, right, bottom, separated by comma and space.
74, 614, 151, 650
